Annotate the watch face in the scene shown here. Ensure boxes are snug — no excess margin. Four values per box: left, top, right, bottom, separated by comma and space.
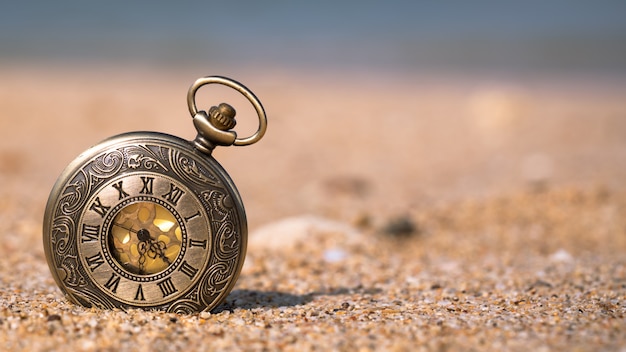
43, 132, 247, 313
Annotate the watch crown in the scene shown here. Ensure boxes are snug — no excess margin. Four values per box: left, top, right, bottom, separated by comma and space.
208, 103, 237, 131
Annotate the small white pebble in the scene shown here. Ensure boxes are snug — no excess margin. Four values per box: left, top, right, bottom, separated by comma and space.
405, 276, 420, 286
323, 248, 347, 263
199, 311, 211, 319
550, 249, 574, 263
249, 215, 362, 251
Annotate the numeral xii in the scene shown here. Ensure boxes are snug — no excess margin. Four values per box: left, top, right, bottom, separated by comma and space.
162, 183, 185, 206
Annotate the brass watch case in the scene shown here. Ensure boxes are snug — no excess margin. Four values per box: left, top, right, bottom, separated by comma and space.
43, 131, 247, 313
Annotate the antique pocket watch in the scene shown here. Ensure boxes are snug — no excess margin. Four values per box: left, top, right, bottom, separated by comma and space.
43, 76, 267, 313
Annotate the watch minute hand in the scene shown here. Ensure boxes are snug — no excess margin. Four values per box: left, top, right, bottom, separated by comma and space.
113, 223, 139, 234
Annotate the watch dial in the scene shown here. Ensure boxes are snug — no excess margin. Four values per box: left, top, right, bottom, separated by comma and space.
109, 201, 182, 275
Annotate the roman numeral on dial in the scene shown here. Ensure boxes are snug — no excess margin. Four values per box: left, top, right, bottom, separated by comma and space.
189, 238, 207, 249
184, 211, 201, 223
134, 284, 146, 301
140, 176, 154, 195
81, 224, 101, 243
112, 180, 130, 200
157, 277, 178, 297
85, 252, 105, 272
178, 260, 199, 279
90, 197, 110, 218
104, 273, 121, 293
161, 183, 185, 206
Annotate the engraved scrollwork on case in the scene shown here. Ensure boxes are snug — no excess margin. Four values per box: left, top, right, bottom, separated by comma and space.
68, 287, 117, 310
183, 286, 199, 303
167, 299, 202, 314
199, 261, 233, 304
214, 219, 239, 261
170, 149, 221, 187
51, 216, 75, 258
60, 256, 86, 287
51, 212, 89, 290
124, 144, 169, 171
88, 150, 124, 188
201, 190, 233, 221
57, 171, 89, 216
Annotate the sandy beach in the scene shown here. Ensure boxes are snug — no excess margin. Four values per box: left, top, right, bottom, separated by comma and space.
0, 65, 625, 350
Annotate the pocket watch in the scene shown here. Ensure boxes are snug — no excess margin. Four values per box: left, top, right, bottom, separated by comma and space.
43, 76, 267, 313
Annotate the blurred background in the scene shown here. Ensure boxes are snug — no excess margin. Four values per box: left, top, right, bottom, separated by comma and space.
2, 1, 626, 74
1, 1, 625, 229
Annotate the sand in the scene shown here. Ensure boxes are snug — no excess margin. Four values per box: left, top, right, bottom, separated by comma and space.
0, 65, 625, 351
